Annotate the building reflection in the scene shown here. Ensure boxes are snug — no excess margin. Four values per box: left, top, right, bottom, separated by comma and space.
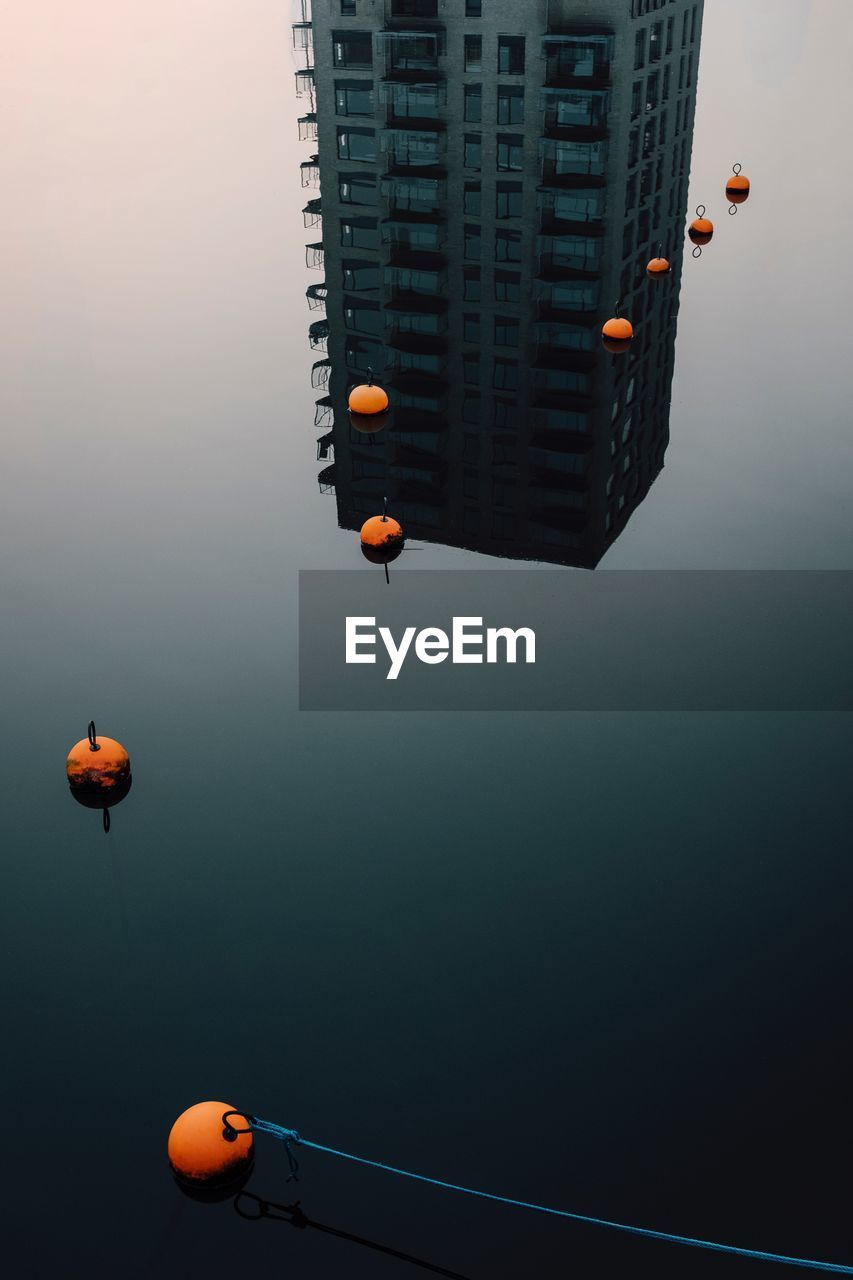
295, 0, 704, 568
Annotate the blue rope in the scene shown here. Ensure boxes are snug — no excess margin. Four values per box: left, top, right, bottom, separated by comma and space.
249, 1117, 853, 1275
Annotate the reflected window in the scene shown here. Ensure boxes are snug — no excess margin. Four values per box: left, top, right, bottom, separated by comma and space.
464, 133, 482, 168
335, 80, 374, 116
464, 85, 482, 123
464, 34, 482, 71
462, 399, 481, 426
465, 0, 482, 15
341, 218, 378, 249
338, 127, 377, 162
493, 358, 519, 391
464, 182, 482, 216
494, 270, 520, 303
463, 268, 481, 300
343, 261, 380, 291
495, 230, 521, 262
464, 313, 482, 343
333, 30, 373, 68
339, 173, 378, 204
464, 226, 482, 260
497, 134, 523, 171
496, 183, 522, 219
494, 316, 520, 347
498, 36, 525, 74
497, 86, 524, 124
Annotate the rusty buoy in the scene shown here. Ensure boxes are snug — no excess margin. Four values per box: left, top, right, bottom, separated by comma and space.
168, 1101, 255, 1201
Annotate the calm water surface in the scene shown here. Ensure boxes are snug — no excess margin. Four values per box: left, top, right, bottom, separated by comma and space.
1, 2, 853, 1276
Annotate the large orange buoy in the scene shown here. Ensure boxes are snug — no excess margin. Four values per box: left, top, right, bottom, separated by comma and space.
168, 1101, 255, 1200
688, 205, 714, 251
66, 721, 130, 795
348, 368, 389, 417
360, 500, 405, 566
726, 163, 750, 207
601, 307, 633, 354
646, 255, 671, 277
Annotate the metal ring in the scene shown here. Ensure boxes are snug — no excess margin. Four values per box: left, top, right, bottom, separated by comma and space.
728, 203, 738, 216
692, 245, 702, 258
696, 204, 706, 218
732, 163, 742, 175
221, 1110, 256, 1139
87, 720, 101, 753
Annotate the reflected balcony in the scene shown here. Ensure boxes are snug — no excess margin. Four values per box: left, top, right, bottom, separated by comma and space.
308, 319, 329, 350
317, 463, 336, 495
543, 35, 612, 88
306, 283, 327, 312
303, 197, 322, 229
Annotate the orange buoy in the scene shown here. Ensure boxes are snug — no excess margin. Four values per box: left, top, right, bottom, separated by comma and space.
601, 309, 633, 354
360, 502, 405, 566
348, 368, 389, 417
168, 1101, 255, 1200
66, 721, 130, 796
646, 256, 671, 277
726, 163, 750, 205
688, 205, 714, 247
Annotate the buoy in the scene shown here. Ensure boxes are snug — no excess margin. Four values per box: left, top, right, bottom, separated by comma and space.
688, 205, 714, 249
726, 163, 750, 206
67, 722, 132, 832
348, 367, 389, 417
168, 1101, 255, 1201
67, 721, 130, 795
646, 256, 671, 277
360, 499, 405, 566
601, 306, 633, 354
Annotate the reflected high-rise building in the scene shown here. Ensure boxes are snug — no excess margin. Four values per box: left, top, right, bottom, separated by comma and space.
295, 0, 704, 568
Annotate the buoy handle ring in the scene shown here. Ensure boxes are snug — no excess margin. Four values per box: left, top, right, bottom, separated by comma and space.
696, 204, 706, 218
87, 720, 101, 753
382, 495, 388, 523
366, 365, 374, 387
732, 163, 742, 175
728, 203, 738, 216
692, 245, 702, 258
221, 1109, 256, 1139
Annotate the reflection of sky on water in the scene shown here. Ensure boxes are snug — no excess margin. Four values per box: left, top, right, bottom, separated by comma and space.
1, 2, 852, 1277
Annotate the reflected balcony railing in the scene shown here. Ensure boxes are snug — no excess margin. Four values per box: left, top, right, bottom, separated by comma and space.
292, 22, 313, 51
308, 320, 328, 351
316, 431, 334, 462
298, 113, 318, 142
317, 463, 336, 494
303, 198, 322, 229
300, 156, 320, 187
295, 68, 315, 98
305, 242, 324, 270
306, 283, 327, 312
314, 396, 334, 427
311, 359, 331, 389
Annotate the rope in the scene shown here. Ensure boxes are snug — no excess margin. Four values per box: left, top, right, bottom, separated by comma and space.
245, 1116, 853, 1275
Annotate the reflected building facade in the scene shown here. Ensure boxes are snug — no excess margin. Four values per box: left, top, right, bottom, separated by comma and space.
295, 0, 704, 567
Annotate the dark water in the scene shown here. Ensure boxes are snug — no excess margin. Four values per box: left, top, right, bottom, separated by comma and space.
2, 1, 853, 1276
